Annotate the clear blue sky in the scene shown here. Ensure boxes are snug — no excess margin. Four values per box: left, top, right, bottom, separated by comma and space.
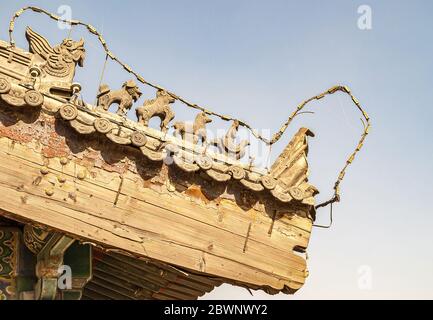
1, 0, 432, 299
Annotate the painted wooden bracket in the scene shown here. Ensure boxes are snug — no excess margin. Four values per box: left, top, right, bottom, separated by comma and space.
34, 233, 75, 300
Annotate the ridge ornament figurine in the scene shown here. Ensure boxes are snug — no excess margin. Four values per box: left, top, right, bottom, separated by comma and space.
173, 112, 212, 144
211, 120, 250, 160
26, 27, 85, 79
97, 80, 142, 116
135, 89, 175, 132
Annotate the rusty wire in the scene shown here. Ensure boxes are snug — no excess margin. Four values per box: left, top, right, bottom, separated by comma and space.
8, 6, 371, 209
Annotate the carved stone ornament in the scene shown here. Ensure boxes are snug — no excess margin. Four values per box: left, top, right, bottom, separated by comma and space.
94, 118, 113, 134
136, 89, 175, 132
59, 103, 78, 120
130, 131, 147, 147
0, 81, 44, 108
97, 80, 142, 116
211, 120, 250, 160
70, 120, 95, 134
260, 174, 277, 190
0, 78, 11, 94
240, 178, 264, 192
229, 165, 246, 180
289, 186, 305, 201
23, 90, 44, 107
196, 155, 213, 170
26, 27, 85, 78
173, 112, 212, 144
107, 127, 131, 145
140, 146, 165, 161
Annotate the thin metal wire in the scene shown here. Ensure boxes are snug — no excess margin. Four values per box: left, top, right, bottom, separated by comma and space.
7, 6, 372, 211
94, 54, 109, 105
265, 144, 273, 174
67, 21, 73, 39
313, 202, 333, 229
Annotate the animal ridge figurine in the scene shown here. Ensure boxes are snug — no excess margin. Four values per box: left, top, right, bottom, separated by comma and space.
135, 89, 175, 132
173, 112, 212, 144
26, 27, 85, 78
97, 80, 142, 116
211, 120, 250, 160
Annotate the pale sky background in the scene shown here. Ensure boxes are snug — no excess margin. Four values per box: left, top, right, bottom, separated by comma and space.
1, 0, 432, 299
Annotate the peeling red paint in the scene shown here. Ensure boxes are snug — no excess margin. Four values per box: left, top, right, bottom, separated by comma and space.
41, 132, 69, 158
101, 161, 129, 174
0, 126, 33, 143
41, 145, 68, 158
185, 185, 211, 204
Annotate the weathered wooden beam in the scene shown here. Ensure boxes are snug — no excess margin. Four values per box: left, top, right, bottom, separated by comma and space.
90, 276, 140, 300
92, 273, 152, 299
93, 256, 197, 299
0, 111, 312, 294
105, 252, 217, 293
84, 283, 131, 300
82, 290, 110, 300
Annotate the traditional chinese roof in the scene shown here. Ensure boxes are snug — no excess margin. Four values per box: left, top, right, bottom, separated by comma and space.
0, 7, 370, 300
0, 35, 318, 206
0, 35, 315, 297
